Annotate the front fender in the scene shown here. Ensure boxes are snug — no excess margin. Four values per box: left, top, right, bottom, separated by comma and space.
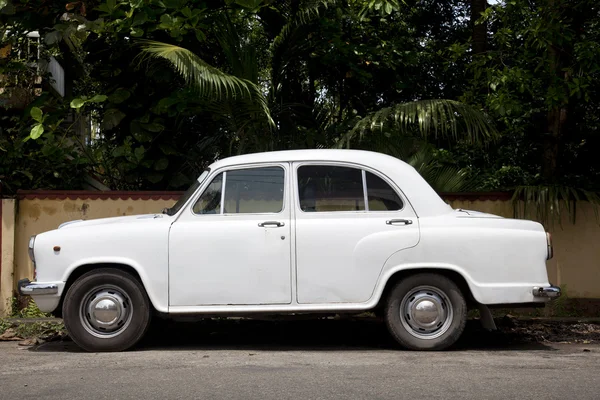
62, 257, 167, 313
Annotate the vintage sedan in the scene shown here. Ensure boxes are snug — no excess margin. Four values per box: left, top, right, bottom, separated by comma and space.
19, 149, 559, 352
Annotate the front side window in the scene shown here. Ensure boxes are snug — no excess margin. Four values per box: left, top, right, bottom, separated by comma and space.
166, 169, 210, 216
298, 165, 365, 212
193, 173, 223, 214
223, 167, 284, 213
192, 166, 285, 214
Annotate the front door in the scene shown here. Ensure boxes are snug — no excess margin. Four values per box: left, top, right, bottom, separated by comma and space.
169, 164, 292, 306
293, 163, 420, 304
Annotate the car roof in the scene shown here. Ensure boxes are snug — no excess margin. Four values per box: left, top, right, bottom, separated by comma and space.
206, 149, 452, 218
210, 149, 411, 171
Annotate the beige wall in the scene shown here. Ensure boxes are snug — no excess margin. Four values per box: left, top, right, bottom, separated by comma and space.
448, 199, 600, 299
1, 195, 598, 317
1, 199, 16, 316
13, 197, 176, 287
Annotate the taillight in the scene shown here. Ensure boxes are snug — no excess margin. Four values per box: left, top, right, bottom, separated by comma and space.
546, 232, 553, 260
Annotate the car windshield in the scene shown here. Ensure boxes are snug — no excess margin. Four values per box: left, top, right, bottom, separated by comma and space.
164, 170, 209, 216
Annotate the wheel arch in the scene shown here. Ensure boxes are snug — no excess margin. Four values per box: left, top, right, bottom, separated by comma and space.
55, 262, 156, 318
375, 267, 478, 311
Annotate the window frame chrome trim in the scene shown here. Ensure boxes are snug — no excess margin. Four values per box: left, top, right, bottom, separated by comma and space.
190, 163, 288, 217
294, 161, 406, 214
361, 169, 369, 212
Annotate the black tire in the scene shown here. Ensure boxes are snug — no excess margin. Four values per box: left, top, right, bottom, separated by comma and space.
62, 268, 152, 352
384, 273, 467, 351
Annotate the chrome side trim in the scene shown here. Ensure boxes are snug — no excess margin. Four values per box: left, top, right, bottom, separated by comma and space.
18, 279, 58, 295
532, 285, 561, 298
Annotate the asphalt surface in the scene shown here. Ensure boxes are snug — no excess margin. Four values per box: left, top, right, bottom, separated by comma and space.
1, 319, 599, 400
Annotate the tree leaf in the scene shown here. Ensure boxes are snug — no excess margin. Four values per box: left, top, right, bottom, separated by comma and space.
181, 6, 192, 18
101, 109, 126, 130
30, 107, 43, 123
130, 28, 144, 37
146, 173, 164, 184
112, 146, 127, 157
132, 11, 148, 26
89, 94, 108, 103
109, 88, 131, 104
154, 158, 169, 171
134, 146, 145, 161
70, 98, 86, 109
30, 124, 44, 140
159, 143, 178, 155
141, 122, 164, 133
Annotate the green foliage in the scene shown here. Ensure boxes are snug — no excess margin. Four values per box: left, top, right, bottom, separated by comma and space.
0, 319, 65, 339
0, 0, 598, 211
0, 319, 10, 334
513, 186, 600, 227
338, 99, 498, 148
11, 297, 51, 318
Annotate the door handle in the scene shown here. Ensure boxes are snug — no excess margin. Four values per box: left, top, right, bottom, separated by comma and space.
258, 221, 285, 227
386, 219, 413, 226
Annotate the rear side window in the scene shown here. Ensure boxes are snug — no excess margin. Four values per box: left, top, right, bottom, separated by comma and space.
297, 165, 365, 212
366, 171, 403, 211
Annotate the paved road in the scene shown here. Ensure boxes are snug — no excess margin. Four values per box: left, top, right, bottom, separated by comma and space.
1, 319, 599, 400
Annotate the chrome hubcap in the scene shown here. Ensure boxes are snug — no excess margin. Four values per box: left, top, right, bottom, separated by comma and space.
400, 286, 453, 339
80, 286, 132, 338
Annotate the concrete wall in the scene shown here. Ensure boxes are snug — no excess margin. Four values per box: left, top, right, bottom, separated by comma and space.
1, 199, 16, 316
1, 191, 599, 316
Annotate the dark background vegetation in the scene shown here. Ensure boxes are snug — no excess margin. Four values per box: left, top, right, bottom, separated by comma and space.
1, 0, 599, 207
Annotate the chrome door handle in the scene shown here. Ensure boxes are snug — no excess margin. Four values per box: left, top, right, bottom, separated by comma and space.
258, 221, 285, 227
386, 219, 413, 225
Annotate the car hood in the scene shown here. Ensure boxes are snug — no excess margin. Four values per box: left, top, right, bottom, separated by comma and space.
454, 209, 503, 219
58, 214, 168, 229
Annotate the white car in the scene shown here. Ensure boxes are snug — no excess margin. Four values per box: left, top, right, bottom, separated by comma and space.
19, 149, 559, 352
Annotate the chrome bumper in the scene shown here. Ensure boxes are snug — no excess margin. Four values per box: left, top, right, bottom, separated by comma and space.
532, 285, 561, 298
18, 279, 58, 296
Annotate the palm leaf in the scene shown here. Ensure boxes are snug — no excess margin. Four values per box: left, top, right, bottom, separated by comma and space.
138, 40, 274, 129
138, 40, 252, 98
271, 0, 337, 51
405, 147, 478, 192
271, 0, 336, 85
512, 185, 600, 227
337, 99, 499, 148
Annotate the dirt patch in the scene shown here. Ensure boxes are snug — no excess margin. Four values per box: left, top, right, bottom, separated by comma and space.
496, 316, 600, 343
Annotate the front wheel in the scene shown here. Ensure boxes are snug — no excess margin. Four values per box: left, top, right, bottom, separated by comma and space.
62, 268, 151, 352
384, 273, 467, 350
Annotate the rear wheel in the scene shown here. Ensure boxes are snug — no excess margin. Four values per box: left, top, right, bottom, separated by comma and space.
384, 273, 467, 350
62, 268, 151, 352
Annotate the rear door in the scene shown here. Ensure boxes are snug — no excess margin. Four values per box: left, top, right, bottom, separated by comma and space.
293, 163, 420, 304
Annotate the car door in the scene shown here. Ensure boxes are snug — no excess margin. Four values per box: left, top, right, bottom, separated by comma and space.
169, 163, 292, 306
293, 163, 420, 304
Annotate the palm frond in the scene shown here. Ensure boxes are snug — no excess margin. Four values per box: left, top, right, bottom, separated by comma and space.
337, 99, 499, 148
138, 40, 252, 98
271, 0, 336, 84
138, 40, 274, 129
272, 0, 336, 49
405, 147, 478, 192
512, 185, 600, 227
215, 16, 259, 82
